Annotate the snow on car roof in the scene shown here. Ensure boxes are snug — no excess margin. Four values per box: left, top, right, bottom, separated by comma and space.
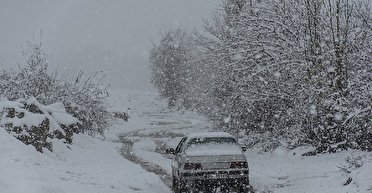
186, 132, 234, 139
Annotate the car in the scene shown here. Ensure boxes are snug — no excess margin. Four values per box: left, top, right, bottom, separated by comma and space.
166, 132, 250, 193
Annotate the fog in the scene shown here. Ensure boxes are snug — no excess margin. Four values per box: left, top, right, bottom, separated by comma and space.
0, 0, 220, 90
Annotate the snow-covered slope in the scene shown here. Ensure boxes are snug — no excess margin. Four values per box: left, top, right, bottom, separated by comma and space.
0, 127, 170, 193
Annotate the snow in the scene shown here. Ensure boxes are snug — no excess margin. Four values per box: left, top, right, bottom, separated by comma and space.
186, 131, 234, 138
4, 112, 45, 128
185, 143, 243, 156
224, 116, 232, 123
1, 88, 371, 193
108, 89, 372, 193
109, 89, 372, 193
183, 132, 244, 156
25, 98, 79, 132
247, 147, 372, 193
0, 99, 24, 111
133, 138, 172, 174
44, 102, 80, 125
0, 98, 80, 138
0, 131, 170, 193
0, 100, 171, 193
0, 129, 169, 193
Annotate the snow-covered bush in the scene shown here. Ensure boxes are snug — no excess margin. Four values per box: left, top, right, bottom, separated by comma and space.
0, 98, 80, 152
112, 111, 129, 122
56, 71, 111, 136
339, 155, 364, 174
0, 41, 111, 137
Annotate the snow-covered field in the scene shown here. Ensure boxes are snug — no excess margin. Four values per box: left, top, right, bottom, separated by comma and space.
1, 88, 371, 193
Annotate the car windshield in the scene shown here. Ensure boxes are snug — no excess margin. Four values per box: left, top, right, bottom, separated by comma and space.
184, 137, 242, 156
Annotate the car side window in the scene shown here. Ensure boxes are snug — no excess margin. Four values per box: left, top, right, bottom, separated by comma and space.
175, 137, 187, 154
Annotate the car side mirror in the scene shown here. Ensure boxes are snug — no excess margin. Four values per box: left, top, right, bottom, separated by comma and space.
166, 148, 175, 155
241, 146, 247, 152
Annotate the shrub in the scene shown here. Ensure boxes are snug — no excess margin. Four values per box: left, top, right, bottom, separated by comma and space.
0, 40, 111, 139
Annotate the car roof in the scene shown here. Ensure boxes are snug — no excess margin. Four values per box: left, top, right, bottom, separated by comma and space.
186, 132, 235, 139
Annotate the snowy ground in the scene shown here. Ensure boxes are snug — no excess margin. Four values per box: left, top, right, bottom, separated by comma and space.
1, 88, 371, 193
0, 128, 170, 193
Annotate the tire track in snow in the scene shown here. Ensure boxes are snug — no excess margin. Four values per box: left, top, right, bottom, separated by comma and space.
118, 133, 173, 187
118, 111, 210, 189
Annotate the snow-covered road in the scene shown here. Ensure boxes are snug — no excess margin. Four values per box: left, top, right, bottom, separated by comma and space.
108, 89, 212, 188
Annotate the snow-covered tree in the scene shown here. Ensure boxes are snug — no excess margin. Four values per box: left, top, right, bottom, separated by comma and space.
151, 0, 372, 152
150, 28, 196, 108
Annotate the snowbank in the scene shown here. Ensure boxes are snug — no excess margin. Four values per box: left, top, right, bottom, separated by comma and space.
247, 147, 372, 193
0, 127, 170, 193
345, 153, 372, 192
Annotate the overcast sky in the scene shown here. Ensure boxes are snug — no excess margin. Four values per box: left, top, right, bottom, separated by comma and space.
0, 0, 220, 90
